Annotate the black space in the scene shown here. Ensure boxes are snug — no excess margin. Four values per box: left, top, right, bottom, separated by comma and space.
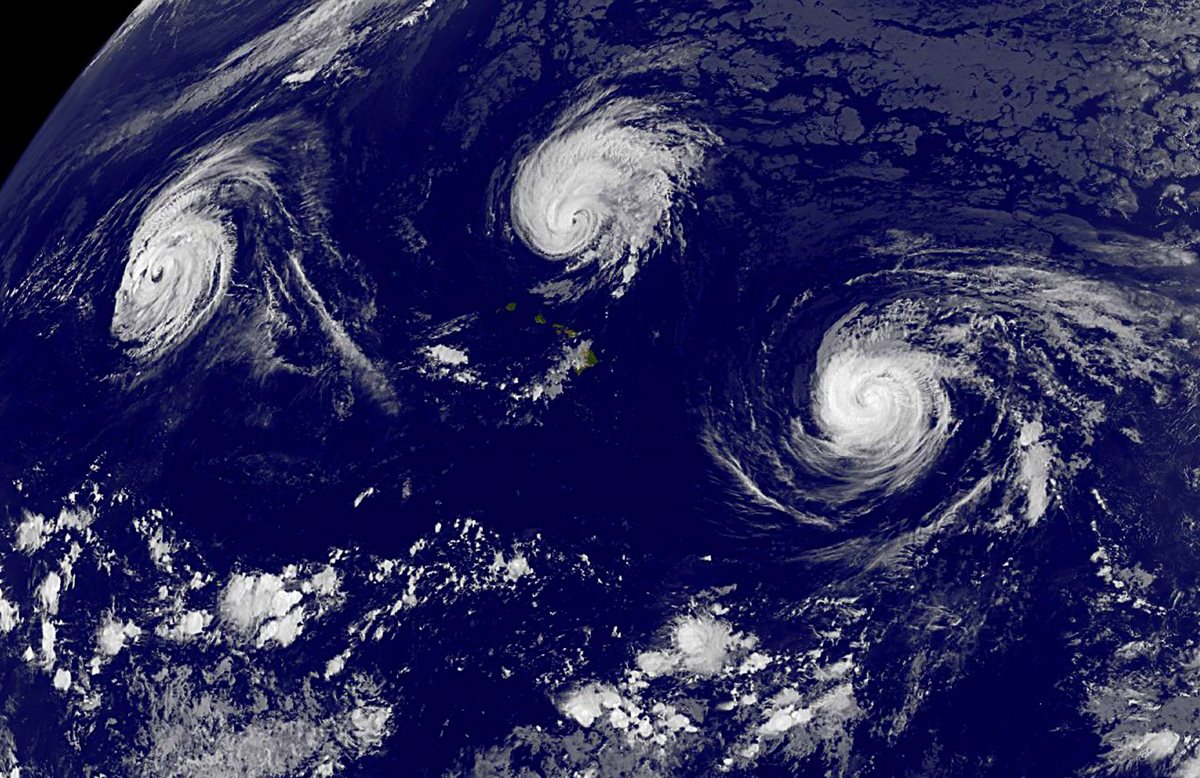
0, 2, 143, 189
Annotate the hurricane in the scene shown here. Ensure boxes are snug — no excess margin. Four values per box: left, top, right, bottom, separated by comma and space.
110, 155, 247, 361
507, 92, 717, 300
703, 248, 1183, 556
794, 305, 954, 504
102, 127, 395, 410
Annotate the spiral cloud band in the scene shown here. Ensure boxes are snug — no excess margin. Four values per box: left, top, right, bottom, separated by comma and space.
107, 131, 397, 411
109, 148, 273, 361
111, 190, 234, 361
704, 256, 1180, 544
509, 94, 716, 299
791, 309, 953, 503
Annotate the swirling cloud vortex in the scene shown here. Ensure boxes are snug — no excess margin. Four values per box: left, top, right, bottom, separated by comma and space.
111, 175, 237, 361
510, 95, 716, 297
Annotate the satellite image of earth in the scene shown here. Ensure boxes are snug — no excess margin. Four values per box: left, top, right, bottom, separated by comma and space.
5, 0, 1200, 775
